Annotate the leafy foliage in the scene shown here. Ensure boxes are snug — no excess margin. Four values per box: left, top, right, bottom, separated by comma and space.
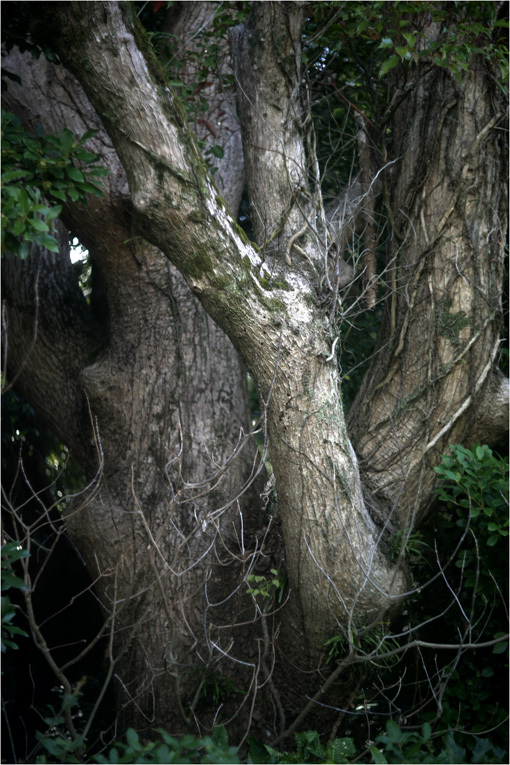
1, 1, 60, 64
35, 693, 85, 765
1, 541, 29, 652
371, 720, 506, 764
142, 2, 249, 177
305, 1, 508, 206
412, 443, 509, 750
248, 724, 506, 764
186, 668, 244, 710
246, 568, 285, 603
434, 443, 508, 550
95, 726, 239, 764
1, 110, 108, 258
2, 388, 86, 509
307, 2, 508, 85
322, 444, 508, 760
325, 622, 400, 667
249, 729, 356, 764
390, 528, 429, 562
34, 718, 240, 764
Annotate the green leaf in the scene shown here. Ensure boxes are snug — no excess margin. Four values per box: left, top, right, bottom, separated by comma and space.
212, 725, 228, 748
74, 149, 99, 162
34, 233, 60, 252
125, 728, 142, 751
208, 144, 225, 159
155, 744, 170, 761
7, 625, 28, 637
395, 46, 409, 59
18, 241, 30, 259
45, 204, 62, 223
2, 572, 27, 591
475, 445, 486, 460
379, 54, 400, 77
295, 730, 325, 759
10, 219, 26, 236
356, 18, 370, 35
60, 128, 75, 155
78, 130, 98, 145
402, 32, 417, 49
87, 166, 110, 177
28, 216, 49, 232
66, 166, 85, 182
78, 128, 98, 144
369, 745, 387, 763
2, 543, 30, 563
76, 181, 104, 195
247, 737, 278, 764
1, 168, 28, 183
328, 737, 356, 761
492, 638, 508, 654
17, 188, 30, 213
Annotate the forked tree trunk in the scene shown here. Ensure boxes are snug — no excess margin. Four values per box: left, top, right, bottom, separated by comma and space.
230, 2, 406, 667
3, 0, 507, 740
28, 1, 406, 661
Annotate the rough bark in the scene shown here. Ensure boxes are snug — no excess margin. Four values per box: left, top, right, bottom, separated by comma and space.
230, 1, 406, 667
2, 42, 262, 735
28, 1, 405, 671
161, 1, 245, 215
3, 0, 507, 742
348, 56, 508, 530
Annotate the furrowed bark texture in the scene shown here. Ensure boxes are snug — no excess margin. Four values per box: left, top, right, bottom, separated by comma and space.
161, 1, 245, 215
3, 43, 262, 734
7, 0, 505, 741
31, 1, 405, 674
348, 60, 508, 529
230, 3, 406, 670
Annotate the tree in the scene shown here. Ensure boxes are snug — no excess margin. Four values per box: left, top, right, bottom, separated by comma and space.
2, 0, 508, 755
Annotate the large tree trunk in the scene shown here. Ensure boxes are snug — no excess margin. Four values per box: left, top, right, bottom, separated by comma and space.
28, 0, 405, 649
3, 0, 507, 744
2, 42, 262, 736
230, 2, 406, 674
348, 49, 508, 531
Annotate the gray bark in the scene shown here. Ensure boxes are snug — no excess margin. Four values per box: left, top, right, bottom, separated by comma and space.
348, 59, 508, 529
161, 1, 245, 215
2, 42, 261, 734
26, 1, 405, 671
3, 0, 507, 740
